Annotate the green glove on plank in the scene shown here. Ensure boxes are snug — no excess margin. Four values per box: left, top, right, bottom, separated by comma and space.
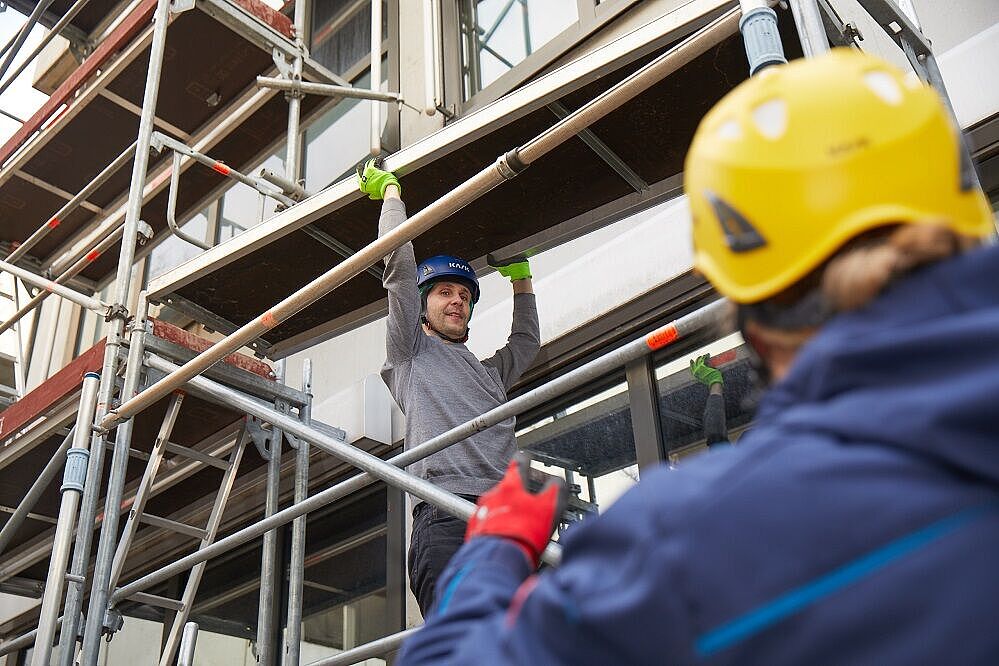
690, 354, 723, 387
356, 158, 400, 200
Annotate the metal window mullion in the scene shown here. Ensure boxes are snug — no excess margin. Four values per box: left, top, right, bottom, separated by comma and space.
625, 356, 666, 471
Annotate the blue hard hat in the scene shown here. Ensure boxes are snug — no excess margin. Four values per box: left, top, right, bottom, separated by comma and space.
416, 255, 480, 303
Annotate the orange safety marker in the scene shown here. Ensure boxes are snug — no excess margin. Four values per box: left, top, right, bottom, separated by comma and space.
645, 324, 679, 351
47, 217, 60, 228
260, 311, 278, 329
85, 249, 102, 262
212, 162, 231, 176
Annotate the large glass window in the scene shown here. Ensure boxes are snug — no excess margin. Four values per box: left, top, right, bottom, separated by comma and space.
459, 0, 578, 99
517, 377, 638, 517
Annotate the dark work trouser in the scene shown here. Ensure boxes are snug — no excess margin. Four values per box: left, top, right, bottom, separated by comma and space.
408, 495, 477, 617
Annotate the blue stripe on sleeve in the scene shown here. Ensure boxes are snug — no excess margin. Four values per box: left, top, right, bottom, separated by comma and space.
696, 501, 998, 657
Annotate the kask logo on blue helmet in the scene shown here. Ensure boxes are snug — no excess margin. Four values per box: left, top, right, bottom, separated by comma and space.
416, 254, 480, 303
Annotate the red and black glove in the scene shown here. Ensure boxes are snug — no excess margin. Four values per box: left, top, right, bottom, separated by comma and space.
465, 453, 568, 568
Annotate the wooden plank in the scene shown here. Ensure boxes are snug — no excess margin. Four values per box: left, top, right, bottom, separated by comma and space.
0, 339, 105, 441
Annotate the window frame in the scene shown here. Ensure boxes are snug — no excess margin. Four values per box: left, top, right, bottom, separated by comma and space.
443, 0, 645, 116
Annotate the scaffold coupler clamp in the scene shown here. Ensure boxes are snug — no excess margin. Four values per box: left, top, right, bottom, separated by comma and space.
104, 303, 130, 323
496, 149, 529, 180
739, 5, 787, 75
61, 449, 89, 494
103, 608, 124, 639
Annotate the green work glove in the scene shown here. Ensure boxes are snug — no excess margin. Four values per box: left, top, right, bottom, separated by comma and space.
356, 158, 400, 200
690, 354, 723, 387
488, 255, 532, 282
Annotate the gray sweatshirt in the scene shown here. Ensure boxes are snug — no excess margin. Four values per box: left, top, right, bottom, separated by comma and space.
378, 197, 541, 498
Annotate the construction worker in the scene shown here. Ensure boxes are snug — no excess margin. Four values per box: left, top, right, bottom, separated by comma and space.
397, 49, 999, 664
357, 160, 541, 617
690, 353, 729, 447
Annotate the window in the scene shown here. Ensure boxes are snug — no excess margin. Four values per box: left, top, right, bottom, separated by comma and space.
517, 376, 639, 515
217, 153, 286, 243
303, 70, 387, 192
459, 0, 578, 99
311, 0, 388, 76
146, 211, 210, 282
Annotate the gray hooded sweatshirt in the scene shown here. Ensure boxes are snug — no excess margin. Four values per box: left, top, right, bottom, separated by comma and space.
378, 197, 540, 498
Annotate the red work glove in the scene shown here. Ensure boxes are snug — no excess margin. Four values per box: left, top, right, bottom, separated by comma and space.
465, 453, 569, 568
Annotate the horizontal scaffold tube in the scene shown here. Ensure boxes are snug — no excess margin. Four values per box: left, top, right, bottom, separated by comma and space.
0, 226, 125, 337
100, 7, 741, 433
0, 260, 110, 315
4, 140, 136, 266
110, 300, 725, 606
306, 627, 422, 666
256, 76, 403, 103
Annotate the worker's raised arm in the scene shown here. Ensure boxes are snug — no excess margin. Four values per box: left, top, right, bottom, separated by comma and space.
482, 257, 540, 389
358, 160, 421, 365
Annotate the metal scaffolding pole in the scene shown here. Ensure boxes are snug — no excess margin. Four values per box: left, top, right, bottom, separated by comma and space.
257, 76, 402, 103
0, 260, 111, 315
370, 0, 382, 155
31, 373, 101, 666
141, 354, 559, 566
78, 296, 151, 664
61, 2, 170, 656
256, 362, 286, 666
111, 301, 724, 606
6, 143, 135, 264
306, 627, 420, 666
0, 427, 75, 556
0, 224, 131, 337
285, 359, 313, 666
788, 0, 830, 57
101, 7, 741, 434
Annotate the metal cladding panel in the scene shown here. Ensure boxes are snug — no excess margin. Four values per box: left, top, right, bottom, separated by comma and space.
170, 18, 804, 352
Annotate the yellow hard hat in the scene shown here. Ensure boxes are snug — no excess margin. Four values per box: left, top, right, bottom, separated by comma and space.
685, 48, 994, 304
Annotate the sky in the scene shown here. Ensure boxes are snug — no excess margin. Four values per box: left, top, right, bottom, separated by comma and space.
0, 7, 50, 145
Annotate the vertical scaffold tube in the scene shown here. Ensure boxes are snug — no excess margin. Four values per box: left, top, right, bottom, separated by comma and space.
59, 0, 174, 651
285, 359, 313, 666
788, 0, 830, 57
31, 373, 100, 666
75, 5, 175, 658
257, 361, 286, 666
370, 0, 382, 155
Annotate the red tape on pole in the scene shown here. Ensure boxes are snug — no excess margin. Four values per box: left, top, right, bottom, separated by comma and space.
260, 311, 278, 329
212, 162, 231, 176
85, 250, 101, 262
645, 325, 679, 351
47, 217, 60, 228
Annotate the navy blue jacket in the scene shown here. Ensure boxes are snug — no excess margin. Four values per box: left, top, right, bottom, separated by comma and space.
399, 244, 999, 665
